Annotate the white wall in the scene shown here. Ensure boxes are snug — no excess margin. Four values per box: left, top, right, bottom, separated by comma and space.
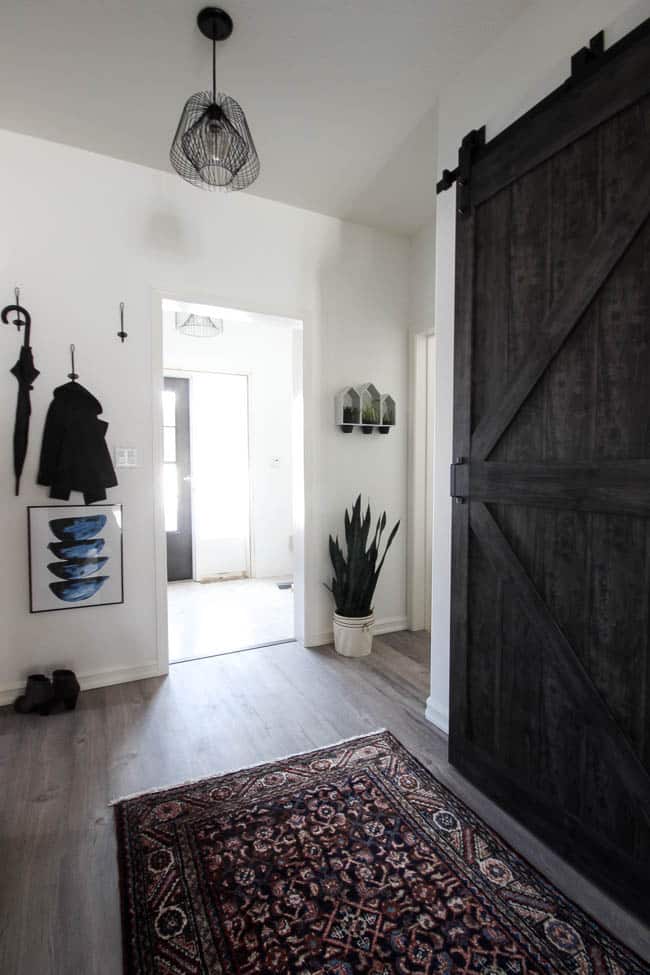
163, 306, 296, 581
427, 0, 650, 734
0, 130, 409, 702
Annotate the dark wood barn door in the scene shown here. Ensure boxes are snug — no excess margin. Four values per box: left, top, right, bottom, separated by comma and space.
448, 22, 650, 922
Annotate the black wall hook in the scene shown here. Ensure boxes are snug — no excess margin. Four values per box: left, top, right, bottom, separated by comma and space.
68, 344, 79, 381
2, 287, 32, 347
117, 301, 128, 343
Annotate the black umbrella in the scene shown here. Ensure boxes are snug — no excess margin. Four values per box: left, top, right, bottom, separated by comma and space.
2, 299, 39, 495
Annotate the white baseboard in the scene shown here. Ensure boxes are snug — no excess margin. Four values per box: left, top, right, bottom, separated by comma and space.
374, 615, 409, 636
0, 661, 166, 708
425, 696, 449, 736
305, 615, 409, 648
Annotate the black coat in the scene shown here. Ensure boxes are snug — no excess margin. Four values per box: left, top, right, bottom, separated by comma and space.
38, 382, 118, 505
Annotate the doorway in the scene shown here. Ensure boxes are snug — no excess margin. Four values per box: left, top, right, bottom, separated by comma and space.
160, 298, 301, 663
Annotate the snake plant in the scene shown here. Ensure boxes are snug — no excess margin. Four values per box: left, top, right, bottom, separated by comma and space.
326, 496, 400, 617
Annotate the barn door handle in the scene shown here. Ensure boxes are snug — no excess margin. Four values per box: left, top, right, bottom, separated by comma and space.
450, 457, 468, 504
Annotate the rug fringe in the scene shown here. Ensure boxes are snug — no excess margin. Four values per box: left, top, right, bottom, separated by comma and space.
108, 728, 389, 806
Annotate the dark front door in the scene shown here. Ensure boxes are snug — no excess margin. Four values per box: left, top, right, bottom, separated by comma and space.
164, 377, 193, 581
448, 23, 650, 921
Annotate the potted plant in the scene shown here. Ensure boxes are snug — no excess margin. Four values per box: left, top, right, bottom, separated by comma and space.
341, 404, 357, 432
326, 496, 400, 656
361, 405, 378, 434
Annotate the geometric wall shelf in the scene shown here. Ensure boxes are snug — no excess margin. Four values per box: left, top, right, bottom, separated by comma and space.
379, 394, 396, 433
357, 383, 381, 433
335, 386, 361, 432
335, 384, 396, 434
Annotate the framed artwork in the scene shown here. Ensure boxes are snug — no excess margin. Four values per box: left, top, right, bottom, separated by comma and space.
28, 504, 124, 613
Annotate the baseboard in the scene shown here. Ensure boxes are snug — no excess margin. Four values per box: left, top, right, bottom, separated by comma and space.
425, 696, 449, 736
0, 661, 166, 708
305, 616, 409, 648
374, 615, 409, 636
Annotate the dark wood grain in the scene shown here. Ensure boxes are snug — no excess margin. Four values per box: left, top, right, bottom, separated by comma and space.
470, 502, 650, 815
471, 152, 650, 462
464, 460, 650, 515
449, 25, 650, 926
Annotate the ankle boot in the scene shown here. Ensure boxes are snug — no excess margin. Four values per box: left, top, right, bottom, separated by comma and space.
52, 669, 80, 711
14, 675, 55, 715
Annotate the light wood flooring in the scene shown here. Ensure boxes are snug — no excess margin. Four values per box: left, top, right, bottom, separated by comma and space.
167, 578, 294, 662
1, 632, 648, 973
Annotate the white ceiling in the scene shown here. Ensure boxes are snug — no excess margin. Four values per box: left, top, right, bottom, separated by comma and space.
0, 1, 530, 236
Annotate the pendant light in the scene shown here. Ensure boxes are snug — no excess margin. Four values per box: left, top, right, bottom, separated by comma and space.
175, 312, 224, 338
170, 7, 260, 191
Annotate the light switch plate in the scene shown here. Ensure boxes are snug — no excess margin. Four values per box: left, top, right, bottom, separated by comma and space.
115, 446, 138, 468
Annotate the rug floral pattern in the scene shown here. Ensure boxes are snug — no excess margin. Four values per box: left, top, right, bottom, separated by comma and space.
115, 731, 647, 974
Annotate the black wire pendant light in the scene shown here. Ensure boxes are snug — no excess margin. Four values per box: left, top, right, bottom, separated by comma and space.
170, 7, 260, 191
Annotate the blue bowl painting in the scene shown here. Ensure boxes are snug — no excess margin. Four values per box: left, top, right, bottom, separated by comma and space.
49, 515, 108, 542
49, 577, 109, 602
48, 538, 106, 560
47, 557, 109, 580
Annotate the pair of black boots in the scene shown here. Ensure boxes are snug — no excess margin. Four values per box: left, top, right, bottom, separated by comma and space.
14, 670, 80, 715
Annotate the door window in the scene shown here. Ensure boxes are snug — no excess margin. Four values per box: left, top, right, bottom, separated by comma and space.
162, 389, 179, 532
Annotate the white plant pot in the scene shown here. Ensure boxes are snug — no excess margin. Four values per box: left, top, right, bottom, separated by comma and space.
333, 612, 375, 657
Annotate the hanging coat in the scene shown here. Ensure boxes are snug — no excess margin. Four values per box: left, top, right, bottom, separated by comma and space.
37, 381, 118, 505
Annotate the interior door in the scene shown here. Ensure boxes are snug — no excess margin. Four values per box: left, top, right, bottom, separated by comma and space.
448, 23, 650, 922
164, 376, 193, 581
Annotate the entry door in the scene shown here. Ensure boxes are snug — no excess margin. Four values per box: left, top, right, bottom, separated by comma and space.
164, 377, 193, 581
449, 24, 650, 921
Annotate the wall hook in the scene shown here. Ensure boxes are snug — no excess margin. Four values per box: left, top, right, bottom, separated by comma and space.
117, 301, 128, 343
2, 287, 32, 346
68, 344, 79, 381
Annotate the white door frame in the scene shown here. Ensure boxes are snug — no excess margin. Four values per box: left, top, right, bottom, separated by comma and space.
150, 289, 310, 674
407, 330, 436, 632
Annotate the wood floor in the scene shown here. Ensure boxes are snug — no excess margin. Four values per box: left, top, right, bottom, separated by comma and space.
167, 577, 294, 662
1, 632, 648, 973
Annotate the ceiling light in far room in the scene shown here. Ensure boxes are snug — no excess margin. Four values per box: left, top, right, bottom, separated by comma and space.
170, 7, 260, 191
175, 313, 224, 338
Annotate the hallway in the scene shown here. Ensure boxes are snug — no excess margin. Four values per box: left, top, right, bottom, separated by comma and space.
2, 632, 648, 974
167, 577, 294, 662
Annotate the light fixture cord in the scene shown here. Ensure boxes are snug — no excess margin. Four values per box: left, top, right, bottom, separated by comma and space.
212, 36, 216, 103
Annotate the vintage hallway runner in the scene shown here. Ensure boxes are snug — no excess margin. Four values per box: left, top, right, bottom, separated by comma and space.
114, 730, 647, 974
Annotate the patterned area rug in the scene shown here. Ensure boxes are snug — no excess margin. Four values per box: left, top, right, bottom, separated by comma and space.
114, 730, 646, 974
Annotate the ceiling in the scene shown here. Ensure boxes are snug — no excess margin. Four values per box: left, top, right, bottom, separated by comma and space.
0, 1, 530, 236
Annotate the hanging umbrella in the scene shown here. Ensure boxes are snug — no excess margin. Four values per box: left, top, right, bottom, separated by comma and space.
2, 300, 39, 495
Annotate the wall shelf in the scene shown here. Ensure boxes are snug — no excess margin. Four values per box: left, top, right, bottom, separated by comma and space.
335, 384, 396, 434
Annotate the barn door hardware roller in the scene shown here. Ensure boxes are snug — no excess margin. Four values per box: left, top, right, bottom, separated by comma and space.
570, 31, 604, 81
450, 457, 468, 504
436, 127, 485, 215
437, 29, 608, 206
